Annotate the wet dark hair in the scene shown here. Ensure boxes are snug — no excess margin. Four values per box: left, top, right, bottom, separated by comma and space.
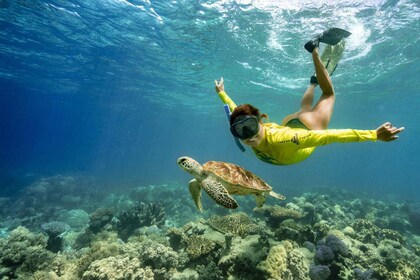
230, 104, 268, 125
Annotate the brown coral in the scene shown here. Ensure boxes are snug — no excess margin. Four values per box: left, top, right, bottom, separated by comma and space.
182, 234, 216, 260
207, 212, 260, 238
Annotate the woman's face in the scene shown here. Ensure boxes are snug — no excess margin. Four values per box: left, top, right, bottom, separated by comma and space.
241, 123, 264, 147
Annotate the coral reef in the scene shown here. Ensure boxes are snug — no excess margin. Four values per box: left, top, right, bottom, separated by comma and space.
325, 234, 348, 257
207, 212, 260, 237
73, 208, 114, 250
116, 202, 166, 241
138, 238, 180, 269
309, 265, 331, 280
1, 178, 420, 280
88, 208, 114, 233
254, 204, 304, 227
258, 240, 311, 279
353, 268, 375, 280
219, 234, 268, 279
82, 256, 154, 280
129, 183, 199, 227
409, 207, 420, 234
353, 218, 404, 245
182, 234, 216, 260
0, 226, 54, 278
275, 219, 316, 244
314, 245, 335, 265
257, 243, 288, 279
41, 221, 70, 253
58, 209, 89, 231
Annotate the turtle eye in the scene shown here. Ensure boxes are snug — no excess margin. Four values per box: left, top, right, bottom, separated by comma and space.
179, 158, 188, 167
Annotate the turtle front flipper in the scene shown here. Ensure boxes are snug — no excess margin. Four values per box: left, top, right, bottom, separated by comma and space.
189, 179, 203, 212
202, 178, 238, 209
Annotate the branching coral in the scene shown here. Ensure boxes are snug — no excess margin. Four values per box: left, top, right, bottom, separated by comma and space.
88, 208, 114, 234
76, 233, 124, 278
138, 239, 179, 270
116, 202, 166, 241
166, 227, 185, 250
73, 208, 114, 249
0, 226, 54, 277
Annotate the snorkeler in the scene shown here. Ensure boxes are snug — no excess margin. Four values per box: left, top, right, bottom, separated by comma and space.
214, 29, 404, 166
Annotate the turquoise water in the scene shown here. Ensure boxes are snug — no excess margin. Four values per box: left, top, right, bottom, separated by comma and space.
1, 0, 418, 199
1, 1, 420, 279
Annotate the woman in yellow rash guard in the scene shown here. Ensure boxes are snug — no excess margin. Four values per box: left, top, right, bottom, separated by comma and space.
214, 47, 404, 166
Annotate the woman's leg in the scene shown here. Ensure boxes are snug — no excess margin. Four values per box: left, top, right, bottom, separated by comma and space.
281, 84, 317, 125
298, 47, 336, 130
300, 84, 317, 111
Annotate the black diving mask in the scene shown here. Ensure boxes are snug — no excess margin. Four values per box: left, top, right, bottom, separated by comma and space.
230, 115, 260, 140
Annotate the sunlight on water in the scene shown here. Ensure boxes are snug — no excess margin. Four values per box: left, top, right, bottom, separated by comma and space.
0, 0, 418, 106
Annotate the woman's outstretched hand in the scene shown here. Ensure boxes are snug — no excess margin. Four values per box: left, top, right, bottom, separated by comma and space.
376, 122, 405, 142
215, 77, 224, 93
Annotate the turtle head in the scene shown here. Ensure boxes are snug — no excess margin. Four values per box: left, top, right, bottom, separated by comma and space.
177, 156, 203, 176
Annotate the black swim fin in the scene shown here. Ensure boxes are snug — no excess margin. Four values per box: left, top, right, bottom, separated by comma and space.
305, 27, 351, 53
310, 39, 346, 84
319, 28, 351, 45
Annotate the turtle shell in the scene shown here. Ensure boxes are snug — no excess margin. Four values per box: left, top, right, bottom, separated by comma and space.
203, 161, 271, 191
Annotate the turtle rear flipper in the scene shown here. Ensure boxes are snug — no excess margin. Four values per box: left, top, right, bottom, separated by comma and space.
269, 190, 286, 200
189, 179, 204, 212
255, 193, 267, 208
202, 178, 238, 209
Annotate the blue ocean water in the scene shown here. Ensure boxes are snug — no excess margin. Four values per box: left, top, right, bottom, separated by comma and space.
0, 0, 419, 201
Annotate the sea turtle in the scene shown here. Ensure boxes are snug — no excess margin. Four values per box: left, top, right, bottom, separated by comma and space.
177, 156, 285, 212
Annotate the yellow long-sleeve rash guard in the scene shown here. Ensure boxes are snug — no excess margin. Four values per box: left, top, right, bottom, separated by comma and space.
218, 90, 377, 165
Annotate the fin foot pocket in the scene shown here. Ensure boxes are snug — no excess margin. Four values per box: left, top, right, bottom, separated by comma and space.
304, 39, 319, 53
304, 27, 351, 53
